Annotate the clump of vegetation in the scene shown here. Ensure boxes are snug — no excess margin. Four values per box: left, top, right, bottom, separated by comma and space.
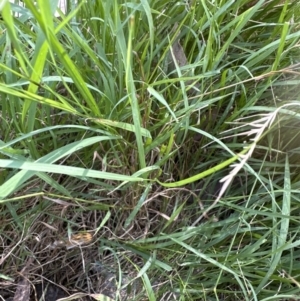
1, 0, 300, 300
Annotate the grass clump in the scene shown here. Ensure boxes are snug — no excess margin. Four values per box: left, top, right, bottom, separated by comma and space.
1, 0, 300, 300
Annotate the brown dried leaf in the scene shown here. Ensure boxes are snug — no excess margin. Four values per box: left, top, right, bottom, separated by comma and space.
13, 278, 30, 301
12, 258, 33, 301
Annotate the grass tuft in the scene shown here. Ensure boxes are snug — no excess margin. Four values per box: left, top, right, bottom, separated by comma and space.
1, 0, 300, 300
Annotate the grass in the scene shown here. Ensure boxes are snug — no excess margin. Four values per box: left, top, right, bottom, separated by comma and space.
1, 0, 300, 300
